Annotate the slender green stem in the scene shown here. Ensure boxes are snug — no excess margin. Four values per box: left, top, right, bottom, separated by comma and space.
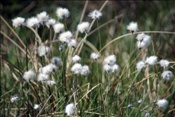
27, 27, 43, 45
73, 0, 109, 55
1, 16, 26, 49
75, 0, 89, 40
1, 31, 26, 55
1, 16, 33, 60
84, 40, 99, 53
88, 14, 123, 36
97, 20, 102, 49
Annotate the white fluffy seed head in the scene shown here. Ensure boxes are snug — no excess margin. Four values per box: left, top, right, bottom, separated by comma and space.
136, 61, 146, 71
81, 65, 90, 76
26, 17, 40, 28
37, 73, 49, 81
71, 63, 82, 74
157, 99, 168, 109
68, 39, 77, 48
136, 40, 150, 49
145, 112, 150, 117
11, 95, 19, 103
34, 104, 40, 110
136, 33, 145, 41
38, 45, 50, 57
136, 33, 151, 42
59, 44, 65, 51
103, 64, 119, 73
53, 23, 64, 33
44, 80, 56, 86
159, 59, 170, 69
90, 52, 99, 60
145, 56, 158, 66
136, 33, 151, 49
51, 57, 62, 67
88, 10, 102, 19
161, 70, 174, 81
23, 69, 36, 82
59, 31, 73, 43
127, 104, 132, 108
65, 103, 76, 116
72, 55, 81, 63
45, 18, 56, 28
127, 22, 138, 33
12, 17, 25, 28
104, 55, 116, 66
77, 22, 90, 33
39, 63, 57, 75
136, 33, 151, 43
111, 64, 119, 73
56, 7, 70, 19
103, 64, 112, 73
37, 11, 49, 24
138, 99, 142, 104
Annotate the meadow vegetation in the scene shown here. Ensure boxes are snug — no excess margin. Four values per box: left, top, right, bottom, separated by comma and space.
1, 1, 175, 117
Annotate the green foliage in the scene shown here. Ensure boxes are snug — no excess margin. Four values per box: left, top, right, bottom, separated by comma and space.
1, 1, 175, 117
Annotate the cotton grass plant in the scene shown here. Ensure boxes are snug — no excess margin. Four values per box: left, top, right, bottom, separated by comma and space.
1, 1, 175, 116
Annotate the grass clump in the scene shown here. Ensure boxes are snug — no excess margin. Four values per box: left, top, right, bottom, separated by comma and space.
1, 1, 175, 116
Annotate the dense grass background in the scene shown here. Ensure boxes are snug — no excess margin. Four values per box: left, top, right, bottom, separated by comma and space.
1, 1, 175, 116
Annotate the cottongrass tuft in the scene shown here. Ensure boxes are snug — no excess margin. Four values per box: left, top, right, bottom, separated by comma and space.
53, 23, 64, 33
145, 112, 150, 117
111, 64, 119, 73
138, 99, 142, 104
12, 17, 25, 28
104, 55, 116, 66
127, 104, 132, 108
127, 22, 138, 33
88, 10, 102, 19
72, 55, 81, 63
39, 63, 57, 75
161, 70, 174, 81
51, 57, 62, 67
6, 2, 175, 116
157, 99, 169, 110
26, 17, 40, 28
77, 22, 90, 33
71, 63, 90, 76
23, 69, 36, 82
136, 33, 151, 49
44, 80, 56, 86
56, 7, 70, 19
145, 56, 158, 66
103, 64, 111, 73
58, 44, 65, 51
45, 18, 56, 28
59, 31, 73, 43
71, 63, 82, 74
34, 104, 40, 110
159, 59, 170, 69
103, 64, 119, 73
65, 103, 76, 116
90, 52, 99, 60
36, 11, 49, 24
38, 45, 50, 57
59, 31, 77, 48
68, 39, 77, 48
136, 61, 146, 71
81, 65, 90, 76
103, 55, 119, 73
37, 73, 49, 81
11, 95, 19, 103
